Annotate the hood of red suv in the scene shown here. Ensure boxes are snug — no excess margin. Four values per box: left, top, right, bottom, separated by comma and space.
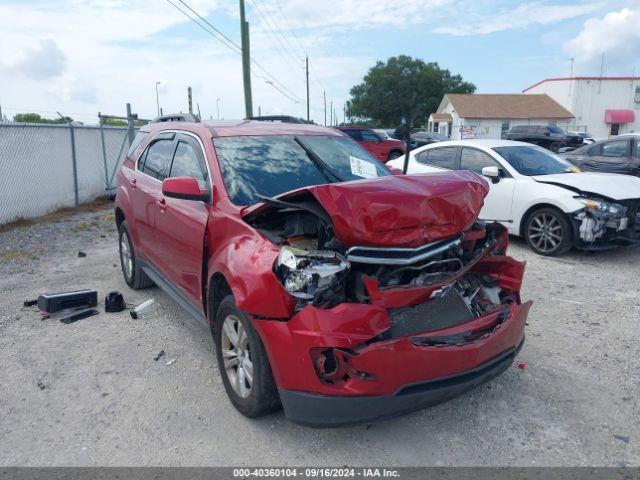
248, 171, 488, 248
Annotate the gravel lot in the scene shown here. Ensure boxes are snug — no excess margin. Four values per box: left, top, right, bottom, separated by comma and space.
0, 200, 638, 467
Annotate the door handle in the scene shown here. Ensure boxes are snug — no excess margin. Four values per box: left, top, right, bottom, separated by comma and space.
130, 178, 137, 189
158, 198, 167, 212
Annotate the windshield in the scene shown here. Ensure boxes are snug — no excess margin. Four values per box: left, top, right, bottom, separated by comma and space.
493, 145, 579, 176
213, 135, 390, 205
547, 126, 565, 135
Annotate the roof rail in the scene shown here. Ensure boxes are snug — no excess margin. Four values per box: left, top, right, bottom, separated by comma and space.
152, 113, 200, 123
248, 115, 306, 124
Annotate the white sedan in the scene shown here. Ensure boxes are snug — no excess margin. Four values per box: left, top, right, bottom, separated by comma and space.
388, 139, 640, 256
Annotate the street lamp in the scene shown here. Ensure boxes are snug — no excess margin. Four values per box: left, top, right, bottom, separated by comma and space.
216, 98, 221, 120
155, 82, 161, 117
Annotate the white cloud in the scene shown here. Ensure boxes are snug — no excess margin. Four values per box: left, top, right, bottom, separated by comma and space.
433, 1, 605, 36
2, 39, 67, 79
564, 7, 640, 72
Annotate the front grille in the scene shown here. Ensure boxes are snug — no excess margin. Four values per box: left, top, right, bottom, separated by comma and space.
346, 236, 462, 266
388, 287, 474, 338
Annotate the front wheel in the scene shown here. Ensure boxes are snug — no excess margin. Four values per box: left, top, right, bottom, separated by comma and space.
215, 295, 280, 417
524, 208, 572, 256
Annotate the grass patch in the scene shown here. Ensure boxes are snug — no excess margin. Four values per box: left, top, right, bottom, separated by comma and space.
0, 250, 28, 262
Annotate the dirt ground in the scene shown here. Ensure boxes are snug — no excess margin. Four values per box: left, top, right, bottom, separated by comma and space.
0, 201, 638, 466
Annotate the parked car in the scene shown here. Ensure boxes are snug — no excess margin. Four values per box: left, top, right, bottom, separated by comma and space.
567, 131, 596, 144
561, 135, 640, 177
115, 117, 530, 426
410, 131, 448, 150
374, 128, 400, 140
389, 139, 640, 256
335, 126, 406, 162
506, 125, 583, 152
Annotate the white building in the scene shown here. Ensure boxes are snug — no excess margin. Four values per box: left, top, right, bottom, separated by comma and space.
523, 76, 640, 139
430, 94, 573, 140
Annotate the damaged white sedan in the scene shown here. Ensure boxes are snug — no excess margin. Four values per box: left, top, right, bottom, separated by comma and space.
389, 139, 640, 255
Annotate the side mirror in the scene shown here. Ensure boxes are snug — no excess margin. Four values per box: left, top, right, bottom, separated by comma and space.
386, 163, 404, 175
162, 176, 210, 202
481, 166, 501, 183
544, 131, 551, 136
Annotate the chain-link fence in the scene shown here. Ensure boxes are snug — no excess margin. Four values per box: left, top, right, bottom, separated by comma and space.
0, 122, 134, 225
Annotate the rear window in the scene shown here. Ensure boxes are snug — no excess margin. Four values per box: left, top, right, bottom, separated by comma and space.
213, 135, 389, 206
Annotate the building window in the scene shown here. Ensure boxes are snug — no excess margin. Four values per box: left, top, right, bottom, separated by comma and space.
635, 86, 640, 104
501, 121, 510, 139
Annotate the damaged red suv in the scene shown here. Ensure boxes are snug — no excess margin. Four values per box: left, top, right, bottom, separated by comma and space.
115, 116, 531, 426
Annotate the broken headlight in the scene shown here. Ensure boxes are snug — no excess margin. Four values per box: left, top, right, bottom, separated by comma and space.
577, 197, 626, 216
276, 246, 350, 300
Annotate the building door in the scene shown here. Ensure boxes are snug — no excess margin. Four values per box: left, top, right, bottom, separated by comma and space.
610, 123, 620, 136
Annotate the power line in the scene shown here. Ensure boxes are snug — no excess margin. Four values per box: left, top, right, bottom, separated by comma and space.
164, 0, 303, 104
248, 0, 305, 69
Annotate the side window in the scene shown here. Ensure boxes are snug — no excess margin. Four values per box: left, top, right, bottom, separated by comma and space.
460, 148, 500, 174
360, 129, 380, 142
636, 139, 640, 159
601, 140, 628, 157
343, 129, 361, 141
416, 147, 457, 169
170, 140, 207, 188
127, 131, 148, 158
141, 139, 175, 180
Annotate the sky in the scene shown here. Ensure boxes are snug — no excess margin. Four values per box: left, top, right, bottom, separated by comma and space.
1, 0, 640, 124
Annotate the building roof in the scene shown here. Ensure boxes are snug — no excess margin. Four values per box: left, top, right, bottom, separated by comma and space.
443, 93, 574, 120
523, 76, 640, 93
429, 113, 453, 122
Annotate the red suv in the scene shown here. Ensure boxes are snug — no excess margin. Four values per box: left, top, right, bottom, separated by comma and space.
115, 116, 531, 426
336, 126, 406, 163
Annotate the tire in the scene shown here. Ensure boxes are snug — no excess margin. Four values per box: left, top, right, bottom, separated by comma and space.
215, 295, 280, 417
118, 221, 154, 289
524, 207, 573, 256
549, 141, 565, 153
387, 150, 403, 161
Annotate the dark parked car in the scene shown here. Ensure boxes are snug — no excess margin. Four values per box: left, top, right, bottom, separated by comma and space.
507, 125, 583, 152
410, 131, 448, 150
336, 126, 406, 163
562, 135, 640, 177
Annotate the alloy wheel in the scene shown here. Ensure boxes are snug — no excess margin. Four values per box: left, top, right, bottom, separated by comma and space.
120, 232, 133, 281
528, 213, 563, 253
221, 315, 253, 399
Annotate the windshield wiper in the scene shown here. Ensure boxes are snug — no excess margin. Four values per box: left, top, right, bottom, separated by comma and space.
294, 137, 345, 183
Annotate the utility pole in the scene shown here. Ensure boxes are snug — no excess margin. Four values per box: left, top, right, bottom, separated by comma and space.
330, 100, 333, 126
188, 86, 193, 114
155, 82, 161, 117
216, 98, 221, 120
305, 55, 310, 123
343, 102, 346, 125
323, 91, 326, 126
239, 0, 253, 118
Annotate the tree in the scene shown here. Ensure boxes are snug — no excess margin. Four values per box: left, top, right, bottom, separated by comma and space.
13, 113, 73, 124
346, 55, 475, 130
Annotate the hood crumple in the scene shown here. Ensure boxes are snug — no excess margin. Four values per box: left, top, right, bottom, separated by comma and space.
250, 171, 488, 248
532, 172, 640, 201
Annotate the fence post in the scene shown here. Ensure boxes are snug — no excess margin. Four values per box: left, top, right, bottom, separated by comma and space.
98, 115, 110, 190
69, 123, 79, 206
126, 103, 134, 146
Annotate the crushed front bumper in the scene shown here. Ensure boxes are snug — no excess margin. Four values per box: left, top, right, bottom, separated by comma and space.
279, 339, 524, 427
254, 280, 531, 426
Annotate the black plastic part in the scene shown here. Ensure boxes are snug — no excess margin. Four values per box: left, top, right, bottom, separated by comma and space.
278, 340, 523, 427
59, 308, 99, 324
37, 290, 98, 314
152, 113, 200, 123
105, 291, 126, 313
23, 299, 38, 307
